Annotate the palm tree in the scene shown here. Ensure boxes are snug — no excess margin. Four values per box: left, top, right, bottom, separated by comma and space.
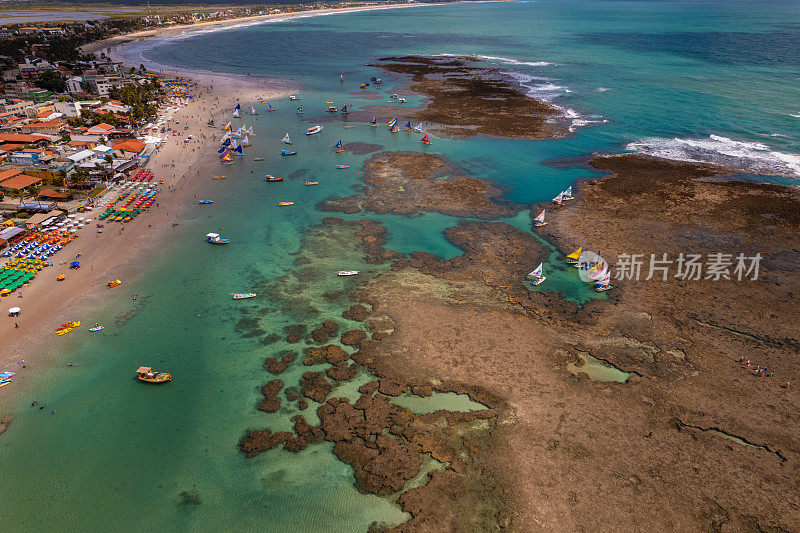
104, 154, 115, 182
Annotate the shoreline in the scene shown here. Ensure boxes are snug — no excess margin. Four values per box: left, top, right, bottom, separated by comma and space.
0, 75, 290, 407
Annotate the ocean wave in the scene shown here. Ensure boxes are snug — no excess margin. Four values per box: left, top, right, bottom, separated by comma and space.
596, 87, 610, 92
626, 134, 800, 178
790, 113, 800, 118
501, 71, 565, 101
434, 53, 551, 67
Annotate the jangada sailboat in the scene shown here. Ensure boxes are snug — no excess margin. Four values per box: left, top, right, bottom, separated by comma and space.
250, 106, 259, 115
420, 133, 432, 145
281, 133, 292, 144
370, 117, 378, 127
552, 192, 564, 206
413, 123, 424, 133
562, 185, 574, 200
594, 272, 613, 292
388, 118, 399, 132
566, 247, 582, 264
334, 140, 345, 153
403, 121, 412, 131
534, 209, 547, 227
527, 263, 546, 285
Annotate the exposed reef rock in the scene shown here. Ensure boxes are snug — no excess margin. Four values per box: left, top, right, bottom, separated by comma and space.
238, 429, 293, 458
322, 151, 519, 220
341, 329, 368, 347
300, 371, 334, 403
368, 55, 570, 139
257, 380, 284, 413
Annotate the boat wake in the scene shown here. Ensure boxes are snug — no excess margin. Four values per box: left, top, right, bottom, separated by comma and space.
627, 134, 800, 178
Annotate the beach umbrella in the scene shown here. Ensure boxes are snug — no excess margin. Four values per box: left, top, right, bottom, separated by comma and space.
8, 307, 20, 316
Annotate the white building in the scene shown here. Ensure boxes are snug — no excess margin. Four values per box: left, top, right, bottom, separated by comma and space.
66, 76, 83, 94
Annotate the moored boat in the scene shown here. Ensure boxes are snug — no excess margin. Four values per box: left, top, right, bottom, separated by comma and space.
136, 366, 171, 384
211, 175, 226, 180
206, 233, 229, 244
231, 293, 257, 299
306, 125, 323, 135
266, 175, 284, 182
566, 247, 582, 264
278, 202, 294, 206
336, 165, 350, 169
253, 157, 265, 161
280, 150, 298, 156
107, 279, 121, 288
290, 95, 301, 100
198, 200, 214, 204
338, 270, 359, 276
281, 133, 292, 144
421, 133, 432, 145
334, 140, 345, 152
305, 181, 319, 186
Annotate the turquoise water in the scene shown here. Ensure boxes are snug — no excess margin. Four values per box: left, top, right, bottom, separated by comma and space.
2, 1, 799, 529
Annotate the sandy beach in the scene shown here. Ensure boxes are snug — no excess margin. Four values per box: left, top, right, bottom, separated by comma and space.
0, 71, 290, 396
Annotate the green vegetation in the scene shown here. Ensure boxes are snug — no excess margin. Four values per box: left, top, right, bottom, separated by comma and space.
36, 71, 67, 93
108, 80, 160, 120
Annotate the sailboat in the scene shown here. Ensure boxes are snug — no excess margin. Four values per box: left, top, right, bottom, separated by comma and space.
250, 106, 258, 115
220, 151, 234, 165
281, 133, 292, 144
246, 126, 254, 135
594, 272, 613, 292
207, 119, 215, 127
533, 209, 547, 227
566, 247, 582, 264
388, 118, 399, 132
290, 95, 301, 100
233, 145, 244, 156
241, 135, 251, 147
233, 108, 241, 119
339, 73, 344, 82
223, 122, 232, 132
334, 140, 345, 153
562, 185, 574, 200
413, 123, 424, 133
267, 103, 275, 112
552, 192, 564, 206
527, 263, 546, 285
370, 117, 378, 127
297, 106, 304, 115
421, 133, 432, 145
403, 121, 412, 131
587, 262, 608, 282
340, 104, 350, 114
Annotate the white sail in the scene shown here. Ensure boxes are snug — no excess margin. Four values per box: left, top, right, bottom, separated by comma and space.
241, 135, 250, 146
587, 263, 608, 281
528, 263, 543, 278
246, 127, 254, 135
251, 106, 257, 114
552, 193, 563, 204
534, 209, 546, 223
233, 109, 240, 118
281, 133, 291, 143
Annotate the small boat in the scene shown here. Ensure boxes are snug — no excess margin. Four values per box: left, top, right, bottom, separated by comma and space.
334, 140, 345, 153
398, 97, 407, 103
552, 192, 564, 206
282, 133, 292, 144
136, 366, 172, 384
297, 106, 304, 115
290, 95, 301, 100
340, 74, 344, 82
57, 273, 66, 281
198, 200, 214, 204
266, 175, 284, 182
206, 233, 229, 244
267, 103, 275, 112
562, 186, 574, 200
250, 106, 259, 115
369, 117, 378, 127
360, 83, 368, 89
390, 94, 398, 99
305, 181, 319, 186
327, 106, 338, 113
533, 209, 547, 227
211, 175, 226, 180
89, 325, 104, 332
527, 263, 546, 286
233, 108, 241, 118
336, 165, 350, 169
107, 279, 122, 288
344, 125, 354, 129
281, 150, 298, 156
370, 77, 382, 85
403, 121, 412, 131
338, 270, 359, 276
340, 104, 350, 114
413, 123, 424, 133
253, 157, 265, 161
306, 125, 323, 135
421, 133, 432, 145
231, 293, 257, 299
566, 247, 582, 264
278, 202, 294, 206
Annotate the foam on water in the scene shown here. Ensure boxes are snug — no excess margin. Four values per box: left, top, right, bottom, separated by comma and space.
627, 134, 800, 178
435, 53, 551, 67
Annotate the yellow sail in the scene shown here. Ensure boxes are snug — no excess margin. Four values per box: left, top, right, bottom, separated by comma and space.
566, 247, 582, 260
221, 153, 232, 162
